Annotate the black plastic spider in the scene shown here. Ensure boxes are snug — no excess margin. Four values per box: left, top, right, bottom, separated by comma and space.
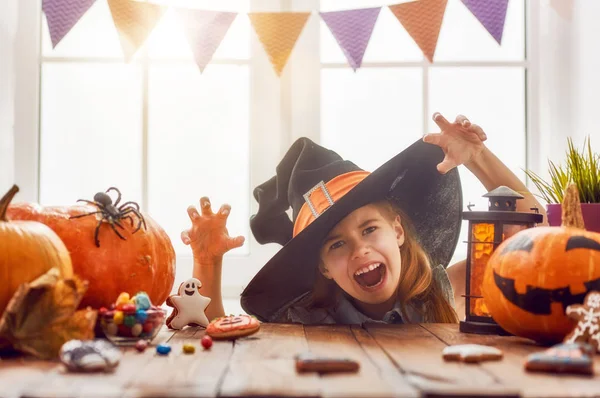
70, 187, 147, 247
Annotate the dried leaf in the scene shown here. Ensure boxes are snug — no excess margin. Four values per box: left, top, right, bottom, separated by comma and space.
0, 268, 97, 359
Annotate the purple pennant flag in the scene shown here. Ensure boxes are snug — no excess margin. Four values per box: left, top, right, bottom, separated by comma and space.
43, 0, 97, 48
320, 7, 381, 71
175, 9, 237, 73
461, 0, 509, 44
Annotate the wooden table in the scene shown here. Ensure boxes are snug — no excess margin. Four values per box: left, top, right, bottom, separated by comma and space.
1, 323, 599, 398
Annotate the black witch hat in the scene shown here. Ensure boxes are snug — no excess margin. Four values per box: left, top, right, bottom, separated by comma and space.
241, 137, 462, 322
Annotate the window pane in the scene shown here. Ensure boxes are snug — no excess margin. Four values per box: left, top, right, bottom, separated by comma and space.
435, 0, 525, 61
42, 1, 123, 58
321, 68, 423, 171
148, 0, 250, 60
40, 63, 143, 205
320, 2, 422, 63
428, 67, 526, 263
147, 64, 250, 257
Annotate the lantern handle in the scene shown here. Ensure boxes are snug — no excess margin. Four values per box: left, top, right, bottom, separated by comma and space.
467, 202, 475, 211
530, 206, 539, 214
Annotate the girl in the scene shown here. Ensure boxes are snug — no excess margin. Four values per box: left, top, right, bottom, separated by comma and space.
181, 113, 546, 324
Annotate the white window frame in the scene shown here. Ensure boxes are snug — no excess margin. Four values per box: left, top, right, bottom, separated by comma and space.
14, 0, 538, 297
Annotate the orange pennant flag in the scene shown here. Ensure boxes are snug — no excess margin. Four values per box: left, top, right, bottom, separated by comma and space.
389, 0, 448, 63
107, 0, 167, 62
248, 12, 311, 76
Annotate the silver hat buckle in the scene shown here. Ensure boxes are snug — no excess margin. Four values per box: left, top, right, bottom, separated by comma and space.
303, 181, 335, 219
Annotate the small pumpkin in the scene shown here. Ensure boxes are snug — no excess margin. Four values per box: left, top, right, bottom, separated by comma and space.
7, 189, 176, 310
482, 184, 600, 344
0, 185, 73, 315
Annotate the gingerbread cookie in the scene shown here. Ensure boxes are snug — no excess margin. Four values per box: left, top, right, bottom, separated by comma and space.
166, 278, 211, 329
206, 315, 260, 340
565, 290, 600, 353
442, 344, 503, 363
525, 343, 594, 375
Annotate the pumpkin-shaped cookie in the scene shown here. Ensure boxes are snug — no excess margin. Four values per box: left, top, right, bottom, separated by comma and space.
206, 315, 260, 340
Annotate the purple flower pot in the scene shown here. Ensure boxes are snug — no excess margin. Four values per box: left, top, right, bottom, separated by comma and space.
546, 203, 600, 232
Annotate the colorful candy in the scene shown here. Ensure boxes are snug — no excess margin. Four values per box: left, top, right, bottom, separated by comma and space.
142, 321, 154, 333
135, 309, 148, 323
135, 339, 148, 352
113, 311, 124, 325
124, 315, 136, 327
201, 335, 213, 350
131, 323, 143, 337
100, 291, 165, 343
135, 292, 152, 311
122, 304, 136, 313
156, 344, 171, 355
183, 344, 195, 354
116, 292, 130, 304
105, 323, 118, 336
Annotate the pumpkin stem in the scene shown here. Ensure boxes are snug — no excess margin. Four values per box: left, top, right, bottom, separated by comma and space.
0, 185, 19, 222
561, 183, 585, 229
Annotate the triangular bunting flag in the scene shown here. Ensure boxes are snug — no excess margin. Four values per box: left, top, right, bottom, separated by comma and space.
107, 0, 167, 62
43, 0, 97, 48
320, 7, 381, 71
248, 12, 311, 76
550, 0, 574, 21
389, 0, 448, 63
460, 0, 509, 44
175, 9, 237, 73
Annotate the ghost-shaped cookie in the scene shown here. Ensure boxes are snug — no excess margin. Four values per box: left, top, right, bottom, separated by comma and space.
166, 278, 211, 329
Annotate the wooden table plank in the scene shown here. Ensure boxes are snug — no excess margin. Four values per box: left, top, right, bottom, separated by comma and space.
219, 323, 320, 398
0, 359, 60, 398
10, 326, 178, 398
303, 325, 405, 398
350, 326, 419, 398
124, 326, 232, 398
423, 323, 600, 398
365, 324, 517, 397
3, 323, 600, 398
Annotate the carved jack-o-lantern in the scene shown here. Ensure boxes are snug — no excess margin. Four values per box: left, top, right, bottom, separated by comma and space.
482, 184, 600, 344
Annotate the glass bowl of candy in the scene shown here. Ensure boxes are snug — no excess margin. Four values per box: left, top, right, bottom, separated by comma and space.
99, 291, 166, 346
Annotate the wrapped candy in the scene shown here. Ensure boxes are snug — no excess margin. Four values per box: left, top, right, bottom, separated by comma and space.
59, 339, 121, 372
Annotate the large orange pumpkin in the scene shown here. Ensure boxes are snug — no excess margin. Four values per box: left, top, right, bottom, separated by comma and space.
0, 185, 73, 315
7, 193, 176, 310
482, 184, 600, 344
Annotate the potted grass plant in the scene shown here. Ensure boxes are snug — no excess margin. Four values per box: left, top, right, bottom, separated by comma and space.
525, 137, 600, 232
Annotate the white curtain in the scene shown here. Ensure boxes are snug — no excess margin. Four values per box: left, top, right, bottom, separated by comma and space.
534, 0, 600, 180
0, 0, 16, 193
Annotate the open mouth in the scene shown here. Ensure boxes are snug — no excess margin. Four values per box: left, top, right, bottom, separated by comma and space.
184, 290, 195, 296
353, 262, 386, 290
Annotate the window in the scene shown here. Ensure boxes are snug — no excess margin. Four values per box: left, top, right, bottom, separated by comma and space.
318, 0, 527, 265
29, 0, 530, 302
38, 0, 281, 299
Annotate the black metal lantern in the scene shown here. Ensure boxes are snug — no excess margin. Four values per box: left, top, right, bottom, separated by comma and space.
459, 186, 543, 335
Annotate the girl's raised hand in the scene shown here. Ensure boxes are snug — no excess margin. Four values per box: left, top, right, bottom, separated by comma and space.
181, 197, 245, 262
423, 112, 487, 174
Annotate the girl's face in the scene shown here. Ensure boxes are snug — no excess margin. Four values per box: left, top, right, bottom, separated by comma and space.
319, 203, 404, 305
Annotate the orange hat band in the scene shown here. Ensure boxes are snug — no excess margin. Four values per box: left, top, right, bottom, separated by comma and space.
293, 171, 370, 237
